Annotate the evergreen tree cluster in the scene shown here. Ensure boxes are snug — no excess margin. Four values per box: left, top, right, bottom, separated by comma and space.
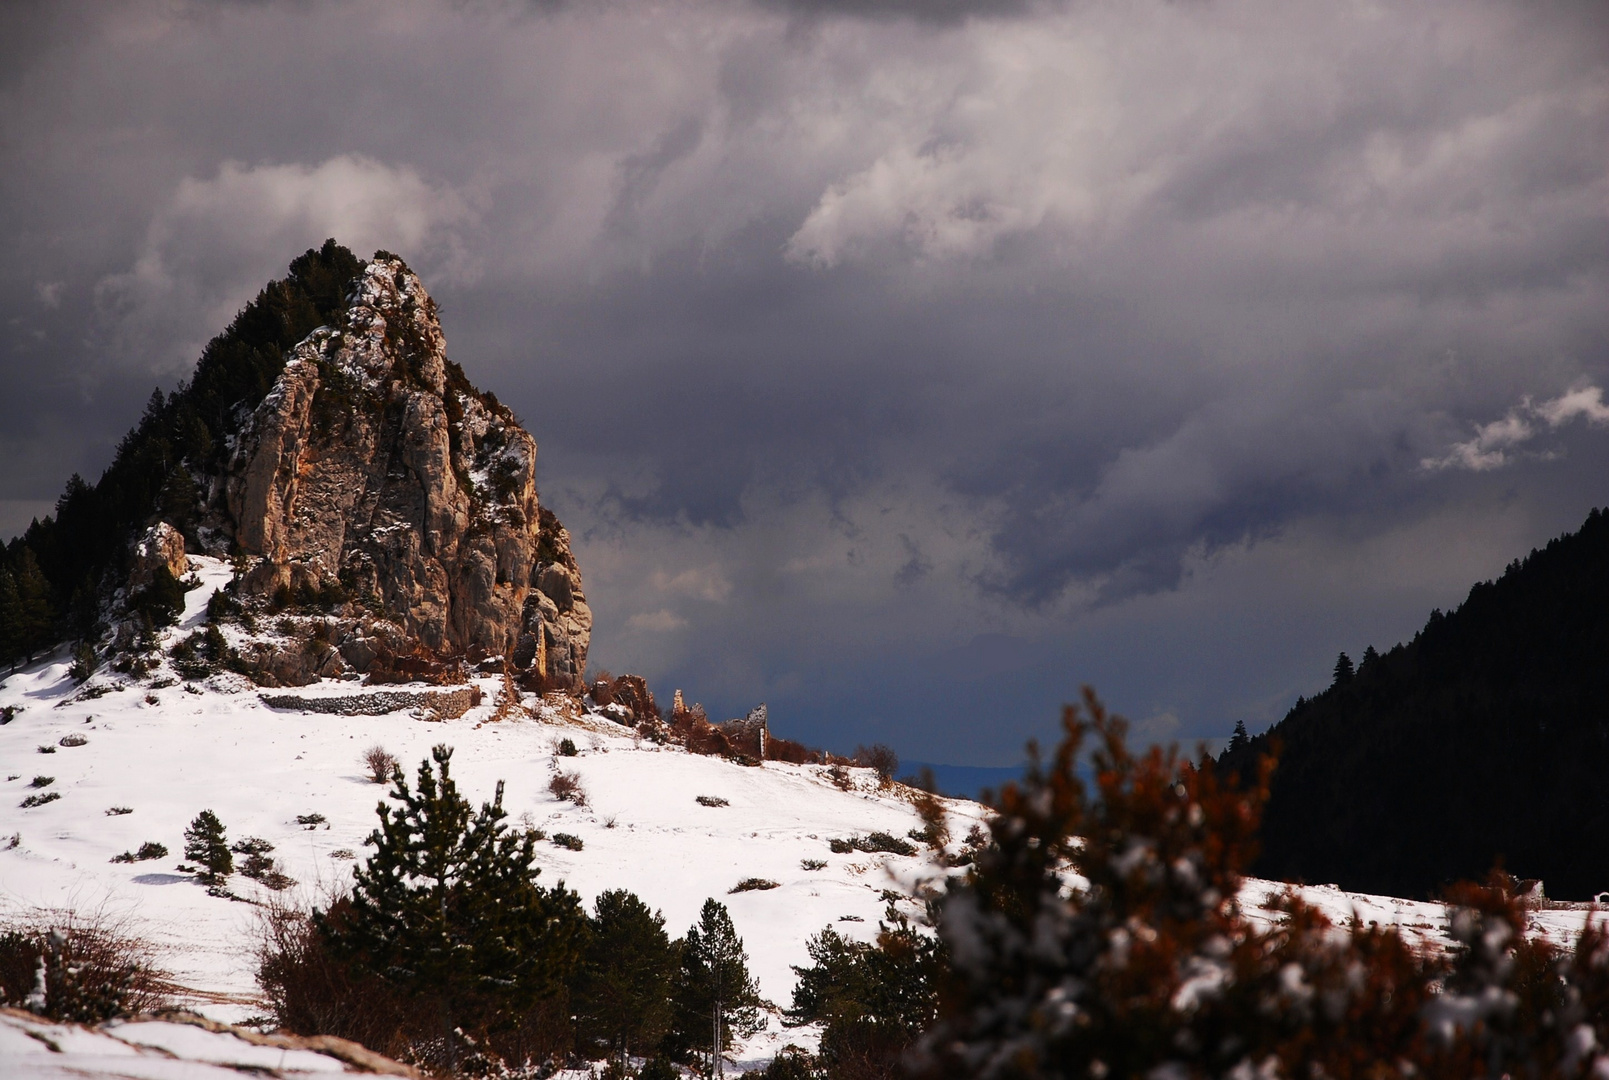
786, 906, 941, 1080
261, 746, 768, 1076
256, 698, 1609, 1079
1217, 506, 1609, 899
0, 240, 363, 667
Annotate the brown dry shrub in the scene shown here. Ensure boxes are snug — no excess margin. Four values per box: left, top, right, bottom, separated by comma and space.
669, 706, 732, 757
0, 907, 172, 1022
257, 897, 416, 1055
854, 743, 899, 784
361, 744, 398, 785
549, 770, 587, 806
765, 735, 822, 765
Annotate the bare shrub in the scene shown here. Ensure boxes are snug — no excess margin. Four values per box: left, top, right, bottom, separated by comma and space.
827, 764, 853, 790
361, 744, 397, 784
801, 859, 827, 871
0, 907, 171, 1021
730, 878, 780, 893
551, 832, 584, 851
257, 897, 422, 1060
549, 770, 587, 806
696, 795, 730, 807
854, 743, 899, 784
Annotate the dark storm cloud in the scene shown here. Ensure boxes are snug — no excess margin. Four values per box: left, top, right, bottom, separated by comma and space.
2, 0, 1606, 756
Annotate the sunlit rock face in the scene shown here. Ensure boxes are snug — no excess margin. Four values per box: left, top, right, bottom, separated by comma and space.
212, 256, 589, 684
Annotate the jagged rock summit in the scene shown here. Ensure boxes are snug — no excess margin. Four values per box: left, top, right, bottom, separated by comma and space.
120, 251, 589, 687
221, 255, 587, 677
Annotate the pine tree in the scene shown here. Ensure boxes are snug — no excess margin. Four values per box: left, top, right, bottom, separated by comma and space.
671, 899, 766, 1077
787, 904, 941, 1076
157, 467, 201, 543
13, 549, 56, 658
323, 744, 586, 1057
1332, 651, 1354, 686
183, 810, 233, 885
0, 566, 20, 668
577, 889, 677, 1067
1227, 719, 1249, 754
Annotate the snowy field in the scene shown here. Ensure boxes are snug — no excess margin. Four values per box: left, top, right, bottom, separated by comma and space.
2, 557, 1605, 1069
0, 560, 987, 1063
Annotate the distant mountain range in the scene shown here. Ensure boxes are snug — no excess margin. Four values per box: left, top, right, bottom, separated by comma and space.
902, 761, 1028, 801
1217, 507, 1609, 900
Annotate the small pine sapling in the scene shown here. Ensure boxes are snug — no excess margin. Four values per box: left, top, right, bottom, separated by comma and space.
182, 810, 233, 886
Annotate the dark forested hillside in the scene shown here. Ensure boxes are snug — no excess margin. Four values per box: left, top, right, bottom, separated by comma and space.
1217, 507, 1609, 900
0, 241, 362, 665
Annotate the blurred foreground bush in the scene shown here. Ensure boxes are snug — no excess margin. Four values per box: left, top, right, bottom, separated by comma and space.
916, 688, 1609, 1079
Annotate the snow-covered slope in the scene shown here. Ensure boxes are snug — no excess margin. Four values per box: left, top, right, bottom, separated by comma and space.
0, 560, 984, 1054
2, 558, 1603, 1062
0, 1008, 415, 1078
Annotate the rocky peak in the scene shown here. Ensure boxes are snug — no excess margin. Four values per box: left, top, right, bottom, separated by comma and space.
153, 253, 590, 687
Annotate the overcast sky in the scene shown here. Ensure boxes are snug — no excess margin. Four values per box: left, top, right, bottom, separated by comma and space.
2, 0, 1605, 764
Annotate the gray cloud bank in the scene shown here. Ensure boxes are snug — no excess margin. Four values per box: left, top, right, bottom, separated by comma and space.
2, 0, 1605, 760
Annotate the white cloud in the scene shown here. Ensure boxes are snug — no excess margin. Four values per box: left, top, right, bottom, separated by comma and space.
93, 155, 474, 374
1421, 384, 1609, 472
649, 567, 734, 603
627, 609, 690, 633
1534, 384, 1609, 428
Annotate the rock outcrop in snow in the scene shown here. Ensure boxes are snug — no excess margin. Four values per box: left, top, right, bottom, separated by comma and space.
186, 257, 588, 685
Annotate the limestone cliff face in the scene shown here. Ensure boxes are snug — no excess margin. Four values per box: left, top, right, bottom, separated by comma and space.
211, 257, 589, 683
